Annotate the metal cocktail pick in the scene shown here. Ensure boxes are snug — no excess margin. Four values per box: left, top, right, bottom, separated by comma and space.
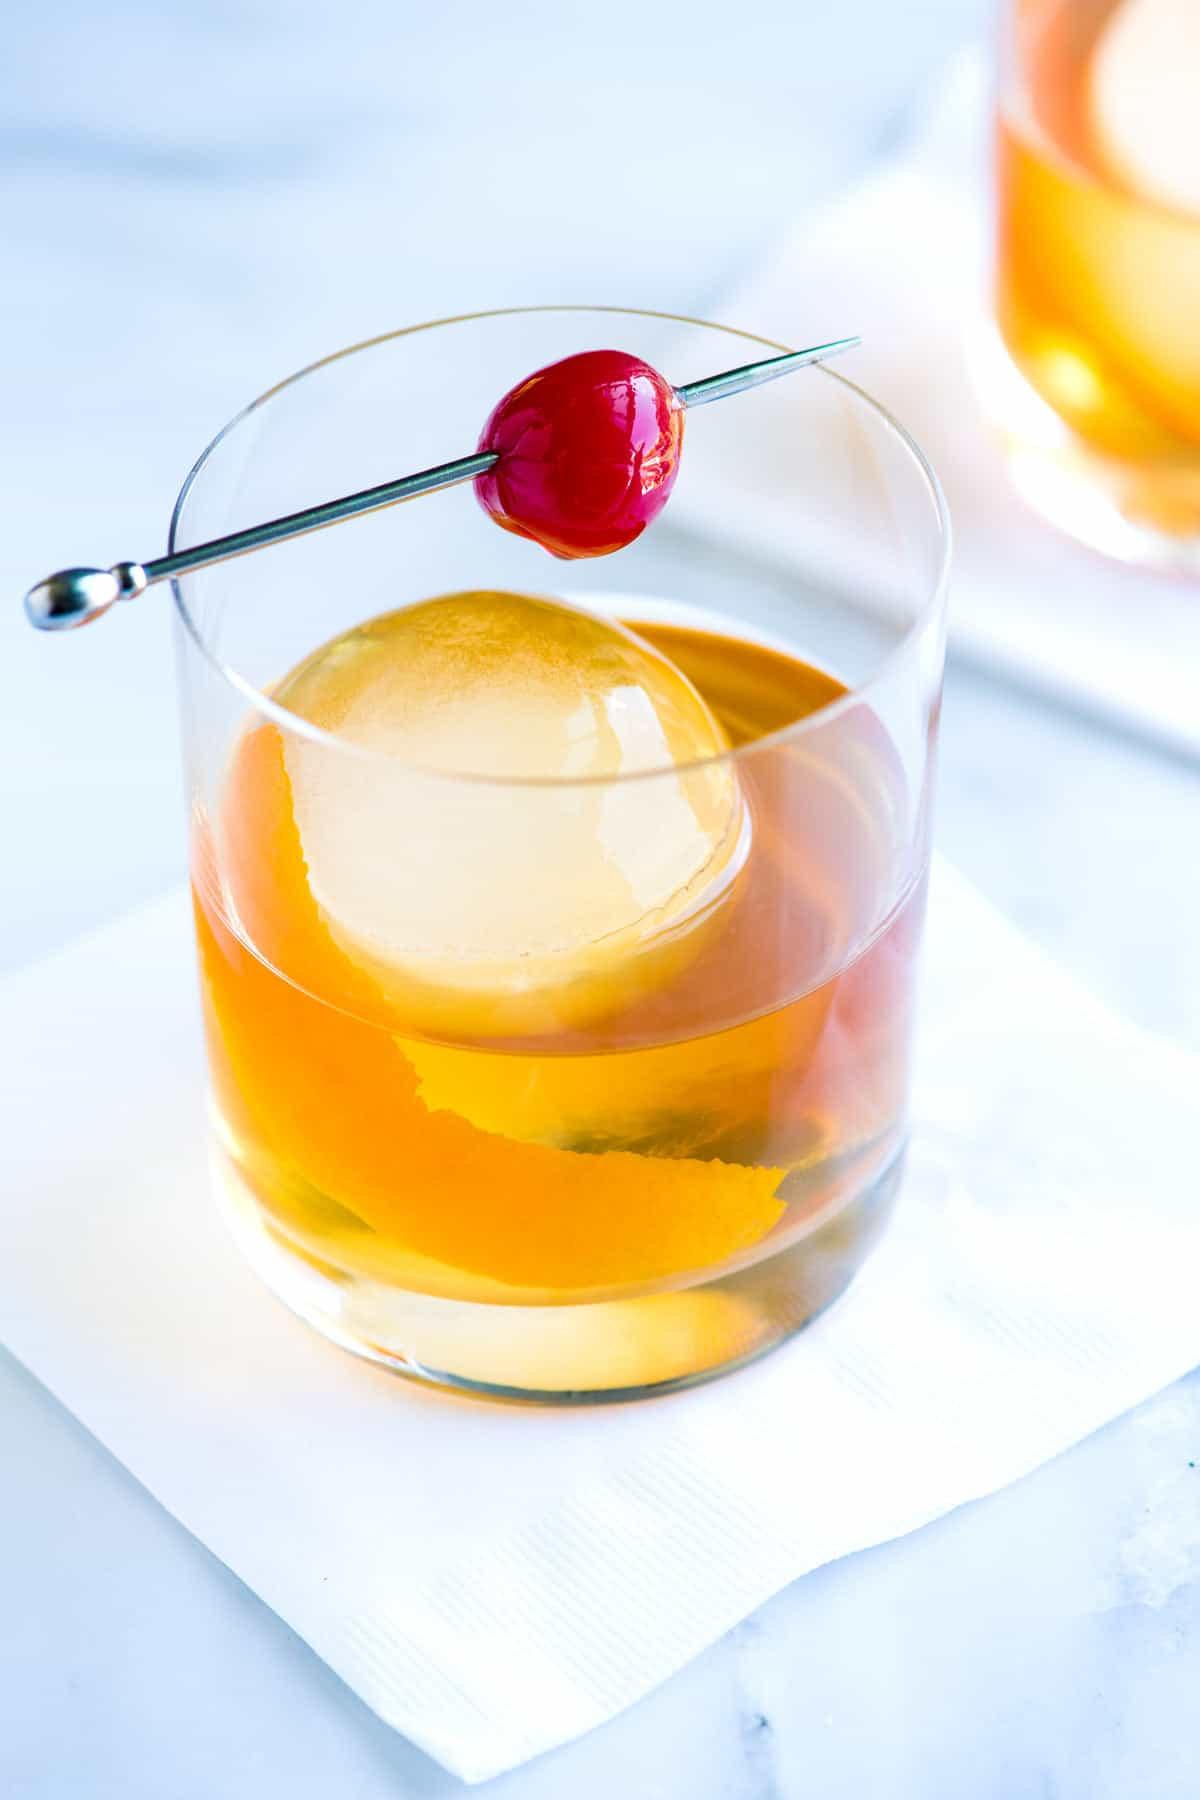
23, 335, 859, 632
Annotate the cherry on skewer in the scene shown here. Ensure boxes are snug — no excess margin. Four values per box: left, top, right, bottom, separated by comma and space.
474, 349, 684, 560
23, 336, 859, 630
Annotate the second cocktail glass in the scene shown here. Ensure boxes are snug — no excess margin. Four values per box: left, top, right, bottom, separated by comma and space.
994, 0, 1200, 566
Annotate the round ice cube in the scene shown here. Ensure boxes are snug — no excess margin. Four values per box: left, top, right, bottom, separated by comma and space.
274, 590, 746, 1035
1090, 0, 1200, 217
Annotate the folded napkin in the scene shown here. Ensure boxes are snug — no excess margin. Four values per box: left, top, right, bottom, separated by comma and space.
674, 52, 1200, 759
3, 858, 1198, 1782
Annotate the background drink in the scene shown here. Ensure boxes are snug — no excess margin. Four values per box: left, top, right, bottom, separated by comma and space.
995, 0, 1200, 552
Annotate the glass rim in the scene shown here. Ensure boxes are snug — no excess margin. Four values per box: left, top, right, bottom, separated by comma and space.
169, 304, 952, 790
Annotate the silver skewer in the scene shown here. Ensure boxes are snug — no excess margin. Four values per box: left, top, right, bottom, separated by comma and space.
24, 334, 859, 632
674, 337, 859, 408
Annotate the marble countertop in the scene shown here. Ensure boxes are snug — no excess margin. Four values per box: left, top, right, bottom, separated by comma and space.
2, 2, 1198, 1795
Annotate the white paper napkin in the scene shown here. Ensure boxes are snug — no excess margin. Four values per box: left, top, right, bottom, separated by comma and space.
673, 52, 1200, 759
3, 859, 1198, 1782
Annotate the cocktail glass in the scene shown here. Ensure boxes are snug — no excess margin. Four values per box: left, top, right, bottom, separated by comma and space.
172, 307, 949, 1401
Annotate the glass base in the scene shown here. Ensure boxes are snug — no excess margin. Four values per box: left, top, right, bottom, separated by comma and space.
214, 1143, 906, 1404
974, 326, 1200, 576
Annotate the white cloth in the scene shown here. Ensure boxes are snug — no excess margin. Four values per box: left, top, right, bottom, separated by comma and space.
674, 53, 1200, 759
3, 859, 1197, 1782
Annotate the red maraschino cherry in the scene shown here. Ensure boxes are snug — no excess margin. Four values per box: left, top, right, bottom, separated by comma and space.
474, 349, 684, 560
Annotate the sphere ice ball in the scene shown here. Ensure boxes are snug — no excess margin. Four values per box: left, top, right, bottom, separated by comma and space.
272, 589, 747, 1035
474, 350, 684, 560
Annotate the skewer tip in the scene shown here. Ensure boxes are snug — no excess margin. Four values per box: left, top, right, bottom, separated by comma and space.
674, 334, 863, 410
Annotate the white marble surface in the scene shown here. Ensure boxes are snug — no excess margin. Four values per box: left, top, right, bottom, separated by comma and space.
2, 2, 1199, 1794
